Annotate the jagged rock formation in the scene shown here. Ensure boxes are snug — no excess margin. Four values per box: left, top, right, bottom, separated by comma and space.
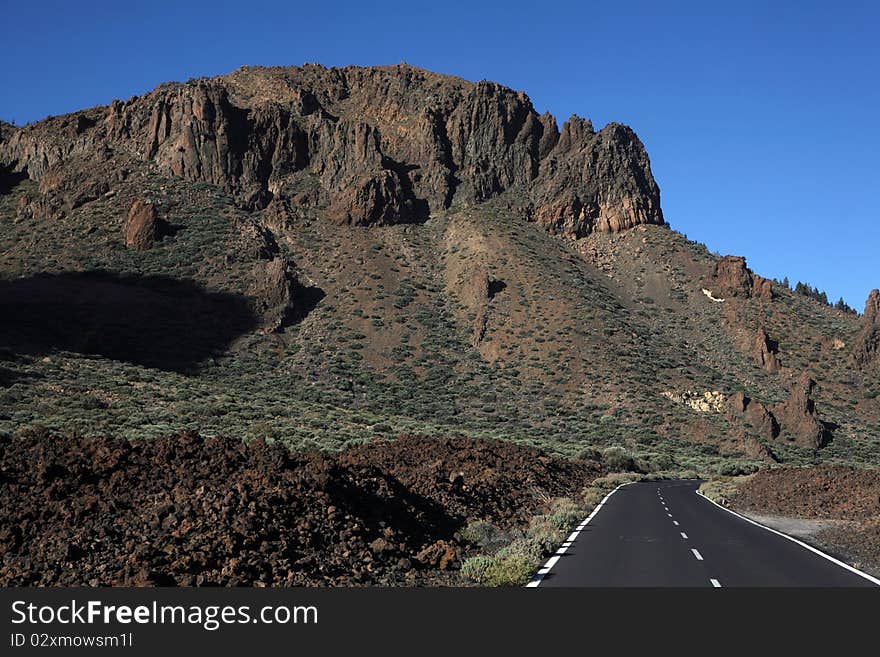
248, 257, 301, 331
727, 392, 779, 441
456, 267, 506, 345
704, 255, 772, 300
853, 289, 880, 367
753, 274, 773, 300
0, 64, 663, 235
727, 375, 830, 449
123, 200, 163, 250
739, 432, 778, 462
753, 327, 780, 372
773, 373, 831, 449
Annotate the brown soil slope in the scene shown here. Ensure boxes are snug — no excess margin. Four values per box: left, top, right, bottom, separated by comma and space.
732, 466, 880, 575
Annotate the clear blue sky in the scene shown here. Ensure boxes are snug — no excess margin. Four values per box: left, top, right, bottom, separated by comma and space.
3, 0, 878, 308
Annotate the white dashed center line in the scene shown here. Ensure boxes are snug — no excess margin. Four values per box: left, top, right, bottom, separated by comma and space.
692, 548, 704, 561
673, 521, 679, 526
680, 532, 688, 539
710, 578, 722, 587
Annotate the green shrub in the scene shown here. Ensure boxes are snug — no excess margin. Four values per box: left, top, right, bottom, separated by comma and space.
460, 556, 495, 584
495, 537, 544, 561
459, 520, 509, 552
546, 497, 584, 530
602, 445, 637, 472
636, 452, 675, 472
574, 446, 602, 462
591, 472, 641, 492
717, 462, 759, 477
580, 486, 604, 508
526, 517, 565, 553
483, 554, 535, 587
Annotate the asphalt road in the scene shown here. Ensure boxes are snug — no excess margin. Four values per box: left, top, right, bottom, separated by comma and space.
532, 480, 878, 587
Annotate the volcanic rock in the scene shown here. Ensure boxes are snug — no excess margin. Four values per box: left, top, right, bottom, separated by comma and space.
123, 200, 162, 250
753, 327, 780, 372
853, 289, 880, 367
773, 373, 831, 449
752, 275, 773, 300
726, 392, 779, 441
704, 256, 753, 299
0, 431, 596, 586
415, 540, 458, 570
1, 64, 664, 235
248, 256, 300, 331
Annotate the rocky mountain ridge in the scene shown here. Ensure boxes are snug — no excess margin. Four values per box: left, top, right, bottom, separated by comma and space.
1, 64, 663, 237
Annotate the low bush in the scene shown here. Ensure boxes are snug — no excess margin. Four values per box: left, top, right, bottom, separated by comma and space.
483, 554, 535, 587
460, 556, 495, 584
590, 472, 642, 492
459, 520, 510, 552
526, 517, 565, 553
495, 537, 544, 562
580, 486, 604, 508
602, 445, 638, 472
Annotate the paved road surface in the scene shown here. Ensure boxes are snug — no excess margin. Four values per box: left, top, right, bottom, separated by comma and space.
532, 480, 878, 587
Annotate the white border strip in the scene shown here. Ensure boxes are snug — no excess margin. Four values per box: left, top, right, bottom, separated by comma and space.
696, 490, 880, 587
526, 482, 632, 587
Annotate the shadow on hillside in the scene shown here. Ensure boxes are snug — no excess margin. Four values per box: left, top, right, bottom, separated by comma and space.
0, 164, 28, 195
0, 271, 259, 373
327, 471, 460, 546
282, 280, 326, 327
0, 349, 40, 388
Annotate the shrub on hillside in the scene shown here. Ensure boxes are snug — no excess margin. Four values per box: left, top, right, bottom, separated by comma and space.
526, 517, 565, 553
460, 556, 495, 584
483, 554, 535, 587
495, 537, 544, 562
602, 445, 637, 472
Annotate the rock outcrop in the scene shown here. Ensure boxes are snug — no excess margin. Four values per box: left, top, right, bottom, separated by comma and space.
726, 392, 779, 441
753, 327, 780, 372
727, 377, 831, 450
704, 255, 773, 301
705, 256, 752, 299
123, 200, 163, 250
853, 289, 880, 367
773, 373, 831, 449
248, 256, 302, 331
1, 64, 664, 235
662, 390, 726, 413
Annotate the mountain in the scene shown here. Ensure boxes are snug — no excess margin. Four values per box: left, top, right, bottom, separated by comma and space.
1, 63, 878, 474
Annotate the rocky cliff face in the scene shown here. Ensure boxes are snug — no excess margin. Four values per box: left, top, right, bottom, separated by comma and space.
853, 289, 880, 367
0, 64, 663, 236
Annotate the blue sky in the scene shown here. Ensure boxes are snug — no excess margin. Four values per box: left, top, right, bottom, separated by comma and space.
3, 0, 878, 308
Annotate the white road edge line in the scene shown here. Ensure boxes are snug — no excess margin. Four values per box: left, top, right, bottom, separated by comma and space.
710, 578, 721, 587
526, 482, 634, 587
692, 548, 703, 561
695, 490, 880, 587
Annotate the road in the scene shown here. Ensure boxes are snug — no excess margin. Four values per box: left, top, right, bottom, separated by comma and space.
530, 480, 878, 587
